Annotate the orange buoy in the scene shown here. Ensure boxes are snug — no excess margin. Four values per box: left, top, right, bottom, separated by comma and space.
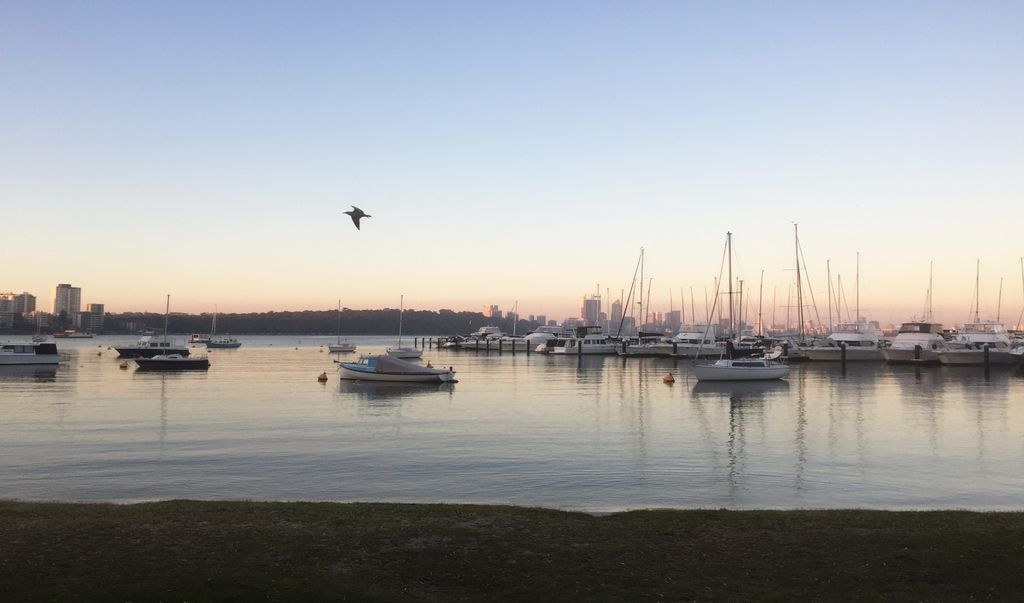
119, 361, 128, 369
663, 373, 675, 384
317, 371, 328, 382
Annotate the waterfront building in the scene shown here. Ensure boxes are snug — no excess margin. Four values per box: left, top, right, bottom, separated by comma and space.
53, 283, 81, 318
77, 303, 105, 333
482, 305, 502, 321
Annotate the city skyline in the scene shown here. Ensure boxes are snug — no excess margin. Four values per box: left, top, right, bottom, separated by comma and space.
3, 3, 1022, 326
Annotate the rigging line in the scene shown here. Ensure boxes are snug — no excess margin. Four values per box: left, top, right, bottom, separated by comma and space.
695, 235, 729, 362
796, 236, 824, 333
616, 248, 643, 338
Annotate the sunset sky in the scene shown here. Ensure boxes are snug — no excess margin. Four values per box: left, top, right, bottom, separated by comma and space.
2, 2, 1022, 326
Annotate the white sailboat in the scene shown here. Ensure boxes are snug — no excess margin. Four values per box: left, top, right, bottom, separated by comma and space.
387, 295, 421, 359
692, 232, 790, 382
328, 300, 357, 353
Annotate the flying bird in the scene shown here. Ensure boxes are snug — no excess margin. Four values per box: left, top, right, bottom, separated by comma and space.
343, 206, 371, 230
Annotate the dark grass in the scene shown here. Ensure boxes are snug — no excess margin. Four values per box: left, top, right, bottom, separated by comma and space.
2, 501, 1023, 601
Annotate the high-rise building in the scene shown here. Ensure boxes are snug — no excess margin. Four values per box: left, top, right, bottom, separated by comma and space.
482, 305, 501, 320
53, 284, 81, 318
77, 303, 105, 333
610, 299, 623, 325
1, 292, 36, 315
580, 295, 601, 326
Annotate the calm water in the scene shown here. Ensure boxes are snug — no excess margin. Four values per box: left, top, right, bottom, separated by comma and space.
2, 335, 1023, 511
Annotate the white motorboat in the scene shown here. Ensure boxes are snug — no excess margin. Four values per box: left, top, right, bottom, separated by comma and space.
545, 326, 621, 355
804, 321, 885, 361
339, 354, 457, 383
0, 342, 59, 365
936, 321, 1017, 365
456, 326, 506, 350
880, 322, 946, 364
692, 357, 790, 381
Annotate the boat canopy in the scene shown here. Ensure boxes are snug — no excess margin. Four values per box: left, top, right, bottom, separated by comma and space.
898, 322, 943, 334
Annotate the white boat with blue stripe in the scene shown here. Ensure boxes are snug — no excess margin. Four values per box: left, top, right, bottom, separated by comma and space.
339, 354, 457, 383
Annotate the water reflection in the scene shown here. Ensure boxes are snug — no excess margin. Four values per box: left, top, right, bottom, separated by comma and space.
690, 380, 791, 400
338, 380, 455, 404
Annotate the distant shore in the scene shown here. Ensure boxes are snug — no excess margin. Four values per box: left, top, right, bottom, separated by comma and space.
3, 500, 1022, 600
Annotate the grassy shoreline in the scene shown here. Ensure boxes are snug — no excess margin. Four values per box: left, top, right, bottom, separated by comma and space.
3, 500, 1022, 600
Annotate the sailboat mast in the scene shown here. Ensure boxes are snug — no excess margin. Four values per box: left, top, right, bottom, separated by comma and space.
826, 259, 833, 333
975, 259, 981, 323
398, 294, 404, 346
639, 248, 645, 332
163, 294, 170, 343
997, 277, 1003, 323
758, 270, 764, 337
794, 224, 804, 341
855, 252, 860, 323
928, 261, 934, 321
727, 231, 733, 336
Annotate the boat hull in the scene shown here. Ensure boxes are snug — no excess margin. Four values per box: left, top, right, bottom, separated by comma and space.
339, 365, 456, 382
881, 348, 940, 364
328, 344, 357, 353
206, 341, 241, 349
134, 357, 209, 370
387, 348, 422, 359
804, 347, 885, 362
936, 349, 1020, 366
692, 365, 790, 381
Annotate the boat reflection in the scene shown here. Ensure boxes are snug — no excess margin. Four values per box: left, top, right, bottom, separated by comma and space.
0, 365, 58, 382
690, 379, 790, 401
338, 380, 455, 402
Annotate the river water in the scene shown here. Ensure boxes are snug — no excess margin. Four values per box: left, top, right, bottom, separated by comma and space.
1, 335, 1022, 511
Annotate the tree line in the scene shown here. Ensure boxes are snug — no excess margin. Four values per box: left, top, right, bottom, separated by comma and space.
100, 308, 540, 336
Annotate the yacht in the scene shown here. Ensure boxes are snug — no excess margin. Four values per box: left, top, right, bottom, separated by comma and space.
936, 321, 1018, 365
804, 321, 885, 361
339, 354, 457, 383
543, 326, 621, 355
206, 336, 242, 349
115, 335, 190, 359
0, 342, 59, 365
455, 326, 506, 350
135, 353, 210, 370
880, 322, 946, 364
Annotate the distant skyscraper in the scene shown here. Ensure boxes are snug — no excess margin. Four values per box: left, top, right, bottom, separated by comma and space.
482, 304, 502, 321
536, 315, 546, 326
53, 283, 81, 317
580, 295, 601, 325
2, 291, 36, 315
610, 299, 623, 325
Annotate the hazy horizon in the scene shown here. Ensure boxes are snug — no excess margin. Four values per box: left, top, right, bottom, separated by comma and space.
3, 2, 1022, 327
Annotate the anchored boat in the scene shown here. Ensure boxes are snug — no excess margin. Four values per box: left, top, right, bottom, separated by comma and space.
339, 354, 457, 383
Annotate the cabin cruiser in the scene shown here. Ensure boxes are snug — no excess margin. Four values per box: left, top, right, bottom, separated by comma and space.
206, 336, 242, 349
541, 326, 621, 355
134, 353, 210, 370
457, 326, 507, 350
936, 321, 1018, 365
115, 335, 190, 359
804, 321, 885, 361
880, 322, 946, 364
339, 354, 457, 382
668, 324, 726, 358
0, 342, 59, 365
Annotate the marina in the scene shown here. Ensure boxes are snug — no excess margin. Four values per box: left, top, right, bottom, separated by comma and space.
2, 335, 1023, 511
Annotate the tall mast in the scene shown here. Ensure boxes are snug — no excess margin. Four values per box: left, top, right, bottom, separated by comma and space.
163, 294, 170, 343
758, 269, 764, 337
928, 261, 934, 321
997, 277, 1003, 323
727, 231, 734, 335
826, 259, 833, 333
794, 224, 804, 341
398, 294, 404, 346
855, 252, 860, 323
975, 259, 981, 323
690, 287, 696, 327
639, 248, 645, 332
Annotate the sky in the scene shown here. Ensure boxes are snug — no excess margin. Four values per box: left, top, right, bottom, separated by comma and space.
2, 1, 1022, 327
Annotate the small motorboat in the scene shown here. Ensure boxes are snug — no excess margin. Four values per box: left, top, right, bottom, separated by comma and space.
339, 354, 456, 383
386, 347, 422, 359
134, 354, 210, 371
692, 357, 789, 381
